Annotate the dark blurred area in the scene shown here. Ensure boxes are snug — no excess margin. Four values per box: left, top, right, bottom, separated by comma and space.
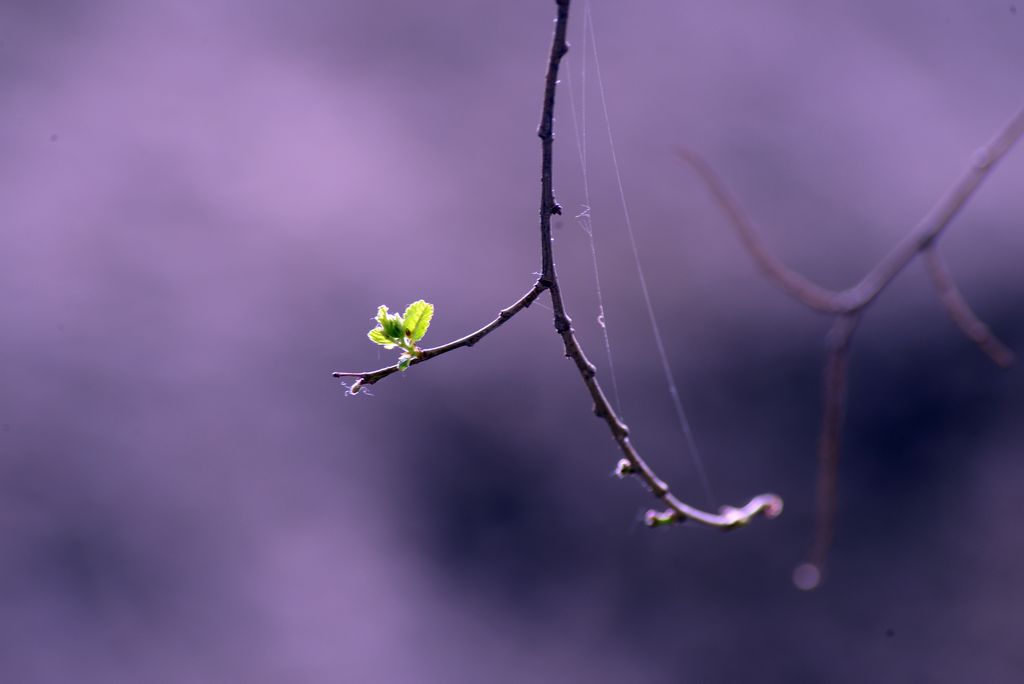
2, 1, 1023, 681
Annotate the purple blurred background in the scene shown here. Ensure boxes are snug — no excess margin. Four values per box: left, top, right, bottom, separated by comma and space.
2, 0, 1023, 681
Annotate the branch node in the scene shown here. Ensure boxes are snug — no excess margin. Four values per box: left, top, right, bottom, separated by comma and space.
718, 506, 743, 527
971, 146, 995, 170
644, 508, 678, 527
613, 458, 636, 478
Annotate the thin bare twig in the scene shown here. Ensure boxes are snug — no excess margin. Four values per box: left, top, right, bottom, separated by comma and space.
537, 3, 779, 529
680, 107, 1024, 586
333, 282, 547, 394
793, 314, 859, 591
844, 110, 1024, 312
333, 0, 783, 531
679, 106, 1024, 315
675, 148, 842, 313
923, 245, 1015, 367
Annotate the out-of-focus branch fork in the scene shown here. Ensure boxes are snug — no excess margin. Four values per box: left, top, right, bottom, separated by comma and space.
679, 106, 1024, 588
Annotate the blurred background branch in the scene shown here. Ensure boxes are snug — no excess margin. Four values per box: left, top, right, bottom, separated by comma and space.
679, 105, 1024, 587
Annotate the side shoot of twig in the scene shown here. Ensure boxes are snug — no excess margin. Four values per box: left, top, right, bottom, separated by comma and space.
334, 0, 783, 532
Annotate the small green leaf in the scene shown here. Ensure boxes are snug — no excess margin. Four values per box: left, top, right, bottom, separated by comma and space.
381, 314, 404, 340
368, 327, 396, 349
373, 305, 405, 340
397, 354, 412, 371
402, 300, 434, 342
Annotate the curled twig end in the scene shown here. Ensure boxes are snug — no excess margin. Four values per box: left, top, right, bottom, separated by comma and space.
760, 493, 785, 519
718, 493, 784, 529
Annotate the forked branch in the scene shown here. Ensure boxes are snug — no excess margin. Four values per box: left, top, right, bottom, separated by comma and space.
333, 282, 547, 394
680, 106, 1024, 587
333, 0, 783, 531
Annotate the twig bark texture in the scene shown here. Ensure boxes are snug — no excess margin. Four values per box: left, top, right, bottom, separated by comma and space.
334, 0, 783, 531
679, 107, 1024, 588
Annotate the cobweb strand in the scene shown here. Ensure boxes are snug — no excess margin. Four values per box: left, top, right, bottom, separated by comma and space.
584, 3, 715, 505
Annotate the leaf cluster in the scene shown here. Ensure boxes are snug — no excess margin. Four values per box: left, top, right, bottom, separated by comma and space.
367, 300, 434, 370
